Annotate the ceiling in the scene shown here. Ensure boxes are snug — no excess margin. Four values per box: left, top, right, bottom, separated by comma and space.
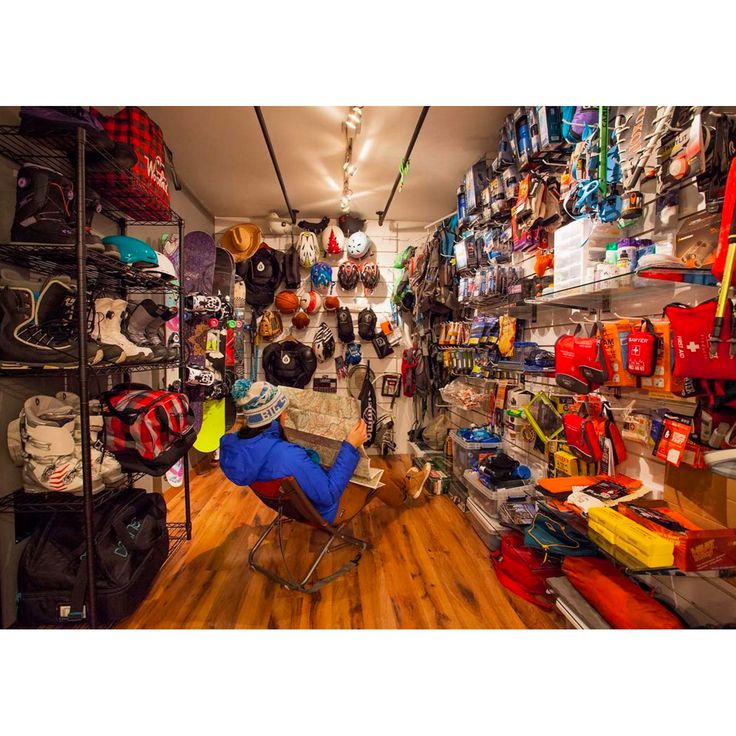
142, 106, 513, 223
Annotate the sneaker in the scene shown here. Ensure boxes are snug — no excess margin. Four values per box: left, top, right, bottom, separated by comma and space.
406, 462, 432, 500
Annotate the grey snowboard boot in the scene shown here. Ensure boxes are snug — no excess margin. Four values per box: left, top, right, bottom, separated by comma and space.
90, 297, 152, 363
124, 299, 169, 362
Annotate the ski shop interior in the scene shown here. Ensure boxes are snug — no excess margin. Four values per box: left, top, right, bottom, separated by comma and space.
1, 103, 736, 632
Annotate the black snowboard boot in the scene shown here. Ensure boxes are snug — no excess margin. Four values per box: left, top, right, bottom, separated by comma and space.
141, 300, 180, 361
123, 299, 169, 362
11, 164, 75, 244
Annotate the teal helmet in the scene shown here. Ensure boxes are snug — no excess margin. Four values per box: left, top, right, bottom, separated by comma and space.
102, 235, 158, 267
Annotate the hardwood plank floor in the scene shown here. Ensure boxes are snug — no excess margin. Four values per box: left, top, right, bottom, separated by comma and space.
120, 456, 563, 629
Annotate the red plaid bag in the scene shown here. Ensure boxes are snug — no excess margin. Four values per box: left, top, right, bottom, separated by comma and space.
88, 107, 171, 221
100, 383, 195, 476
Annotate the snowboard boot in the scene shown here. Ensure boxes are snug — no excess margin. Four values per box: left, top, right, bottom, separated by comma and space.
84, 192, 105, 252
146, 303, 180, 361
19, 395, 104, 493
55, 391, 125, 485
0, 279, 103, 368
11, 164, 75, 244
123, 299, 169, 362
90, 297, 152, 363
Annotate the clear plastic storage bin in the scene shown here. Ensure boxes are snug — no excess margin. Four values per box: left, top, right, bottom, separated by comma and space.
450, 430, 501, 480
463, 469, 532, 518
467, 497, 506, 551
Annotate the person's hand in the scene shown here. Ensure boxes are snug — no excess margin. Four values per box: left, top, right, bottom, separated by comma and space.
346, 419, 368, 448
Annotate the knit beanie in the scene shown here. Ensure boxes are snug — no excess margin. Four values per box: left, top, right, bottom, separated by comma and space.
231, 378, 289, 428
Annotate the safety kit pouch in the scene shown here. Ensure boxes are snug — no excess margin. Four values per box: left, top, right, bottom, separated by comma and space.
577, 322, 611, 387
626, 318, 658, 377
563, 412, 602, 463
664, 299, 736, 380
555, 331, 591, 393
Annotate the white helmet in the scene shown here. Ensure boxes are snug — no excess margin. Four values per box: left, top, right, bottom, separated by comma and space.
141, 251, 178, 281
268, 211, 293, 236
297, 231, 319, 269
321, 220, 345, 255
346, 231, 370, 260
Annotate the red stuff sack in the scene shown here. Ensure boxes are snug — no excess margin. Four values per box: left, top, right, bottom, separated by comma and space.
664, 299, 736, 380
562, 556, 684, 629
555, 323, 611, 394
88, 106, 171, 221
491, 531, 560, 609
563, 413, 602, 463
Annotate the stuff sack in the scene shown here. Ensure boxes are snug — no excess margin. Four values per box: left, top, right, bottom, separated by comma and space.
491, 531, 560, 609
88, 106, 172, 221
563, 413, 602, 463
665, 299, 736, 380
17, 488, 168, 625
562, 556, 684, 629
555, 323, 610, 394
524, 511, 597, 557
100, 383, 195, 476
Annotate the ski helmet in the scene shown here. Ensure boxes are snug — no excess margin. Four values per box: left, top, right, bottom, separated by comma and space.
321, 220, 345, 255
297, 231, 319, 269
346, 231, 370, 260
313, 322, 336, 363
102, 235, 158, 267
338, 261, 360, 290
310, 261, 332, 293
360, 262, 380, 292
140, 251, 178, 281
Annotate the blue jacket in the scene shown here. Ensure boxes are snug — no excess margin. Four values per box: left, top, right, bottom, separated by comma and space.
219, 421, 360, 524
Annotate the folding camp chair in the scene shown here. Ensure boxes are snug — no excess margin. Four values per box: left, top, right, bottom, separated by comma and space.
248, 476, 371, 593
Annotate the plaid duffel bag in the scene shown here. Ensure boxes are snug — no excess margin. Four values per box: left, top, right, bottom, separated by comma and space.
100, 382, 195, 476
88, 106, 172, 221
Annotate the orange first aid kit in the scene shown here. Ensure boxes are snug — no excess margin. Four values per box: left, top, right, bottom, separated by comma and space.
617, 501, 736, 572
601, 320, 637, 388
638, 320, 684, 394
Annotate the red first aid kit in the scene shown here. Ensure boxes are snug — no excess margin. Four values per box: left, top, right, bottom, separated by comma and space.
563, 413, 602, 463
626, 318, 659, 377
555, 323, 611, 394
664, 299, 736, 380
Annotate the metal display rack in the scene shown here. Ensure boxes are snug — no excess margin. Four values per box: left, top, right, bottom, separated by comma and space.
0, 125, 192, 628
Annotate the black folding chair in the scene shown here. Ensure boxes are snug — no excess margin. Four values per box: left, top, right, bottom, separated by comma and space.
248, 477, 371, 593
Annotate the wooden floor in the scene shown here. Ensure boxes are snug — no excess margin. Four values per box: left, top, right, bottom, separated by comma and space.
121, 456, 562, 629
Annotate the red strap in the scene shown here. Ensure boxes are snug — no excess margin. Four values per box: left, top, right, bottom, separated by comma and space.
491, 553, 555, 610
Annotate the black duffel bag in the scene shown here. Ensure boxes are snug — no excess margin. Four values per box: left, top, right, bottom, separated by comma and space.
17, 488, 168, 626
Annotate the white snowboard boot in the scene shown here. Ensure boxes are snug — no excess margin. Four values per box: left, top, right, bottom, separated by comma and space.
90, 297, 151, 363
55, 391, 125, 485
18, 395, 104, 494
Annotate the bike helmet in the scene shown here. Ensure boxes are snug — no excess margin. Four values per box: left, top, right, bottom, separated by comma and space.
313, 322, 335, 363
297, 231, 319, 269
360, 262, 380, 292
140, 251, 178, 281
298, 289, 322, 314
102, 235, 158, 267
321, 220, 345, 255
346, 231, 370, 260
338, 261, 360, 290
338, 214, 366, 237
310, 261, 332, 293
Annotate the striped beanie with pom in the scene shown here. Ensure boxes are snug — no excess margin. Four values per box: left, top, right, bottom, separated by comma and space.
231, 378, 289, 428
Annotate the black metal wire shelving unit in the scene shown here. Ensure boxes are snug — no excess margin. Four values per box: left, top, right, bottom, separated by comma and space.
0, 124, 192, 628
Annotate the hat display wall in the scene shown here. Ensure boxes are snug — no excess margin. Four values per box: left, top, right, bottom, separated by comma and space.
221, 223, 262, 262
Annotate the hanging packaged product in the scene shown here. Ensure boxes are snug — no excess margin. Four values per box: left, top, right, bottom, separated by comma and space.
555, 322, 611, 394
626, 318, 659, 377
638, 320, 684, 394
498, 314, 517, 357
653, 414, 695, 467
600, 320, 637, 387
563, 409, 603, 464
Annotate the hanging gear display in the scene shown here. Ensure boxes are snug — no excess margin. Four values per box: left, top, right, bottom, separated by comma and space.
357, 360, 378, 447
372, 332, 394, 359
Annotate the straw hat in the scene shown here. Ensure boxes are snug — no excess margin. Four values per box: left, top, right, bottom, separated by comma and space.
221, 223, 262, 262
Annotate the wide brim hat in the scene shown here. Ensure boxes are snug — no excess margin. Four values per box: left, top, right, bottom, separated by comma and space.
221, 223, 262, 262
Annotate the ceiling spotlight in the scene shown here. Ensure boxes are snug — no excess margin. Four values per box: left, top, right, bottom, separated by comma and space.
345, 119, 357, 131
348, 112, 362, 125
346, 164, 358, 176
351, 106, 363, 115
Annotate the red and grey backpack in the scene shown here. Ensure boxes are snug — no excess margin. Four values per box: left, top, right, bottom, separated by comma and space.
100, 382, 196, 476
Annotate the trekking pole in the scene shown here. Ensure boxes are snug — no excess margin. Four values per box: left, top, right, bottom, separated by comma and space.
710, 201, 736, 357
598, 106, 609, 199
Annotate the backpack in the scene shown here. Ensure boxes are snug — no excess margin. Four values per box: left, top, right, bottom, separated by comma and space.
336, 307, 355, 343
283, 244, 301, 289
262, 338, 318, 388
17, 488, 168, 625
358, 307, 377, 340
100, 383, 196, 476
413, 234, 454, 319
490, 531, 561, 610
240, 244, 283, 309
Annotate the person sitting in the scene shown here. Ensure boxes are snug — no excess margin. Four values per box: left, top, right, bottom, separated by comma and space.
219, 379, 431, 525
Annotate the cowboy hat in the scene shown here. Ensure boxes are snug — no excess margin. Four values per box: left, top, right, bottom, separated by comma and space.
221, 223, 262, 262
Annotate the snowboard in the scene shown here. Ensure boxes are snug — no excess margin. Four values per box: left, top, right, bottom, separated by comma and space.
233, 277, 246, 380
182, 231, 217, 434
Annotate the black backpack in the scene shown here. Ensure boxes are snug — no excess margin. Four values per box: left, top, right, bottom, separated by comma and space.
336, 307, 355, 343
282, 244, 301, 289
17, 488, 168, 625
239, 245, 283, 309
262, 338, 317, 388
358, 307, 377, 340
